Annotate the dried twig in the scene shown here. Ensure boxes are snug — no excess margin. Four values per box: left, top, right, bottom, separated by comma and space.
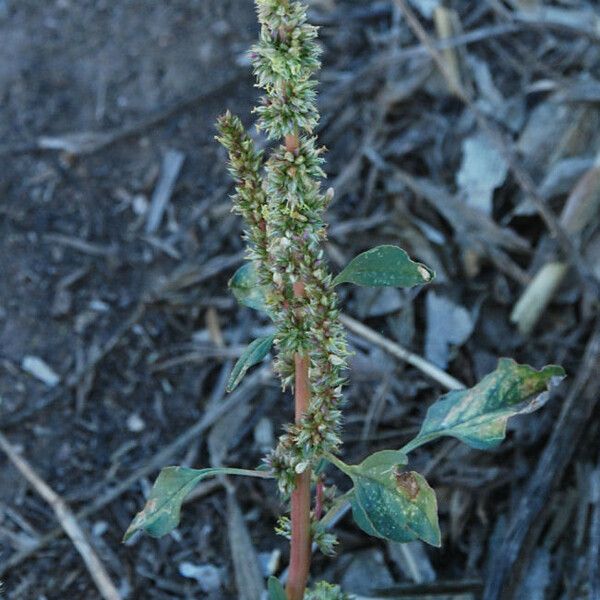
0, 74, 246, 158
340, 313, 465, 391
433, 6, 465, 96
511, 157, 600, 335
145, 149, 185, 234
0, 432, 121, 600
0, 252, 244, 430
590, 456, 600, 598
43, 233, 117, 258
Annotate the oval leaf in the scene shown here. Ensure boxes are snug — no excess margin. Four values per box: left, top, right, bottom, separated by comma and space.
227, 334, 276, 392
124, 467, 220, 541
348, 451, 440, 547
333, 245, 434, 287
124, 466, 268, 541
268, 577, 287, 600
229, 262, 269, 313
403, 358, 566, 452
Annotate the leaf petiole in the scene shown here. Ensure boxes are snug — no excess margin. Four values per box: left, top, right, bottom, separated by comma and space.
323, 451, 354, 477
400, 435, 434, 454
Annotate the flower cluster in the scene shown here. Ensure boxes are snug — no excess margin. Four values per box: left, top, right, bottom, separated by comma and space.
218, 0, 348, 495
305, 582, 352, 600
215, 112, 268, 267
254, 0, 348, 492
253, 0, 320, 139
276, 516, 338, 556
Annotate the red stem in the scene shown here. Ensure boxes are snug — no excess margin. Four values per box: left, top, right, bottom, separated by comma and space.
286, 279, 312, 600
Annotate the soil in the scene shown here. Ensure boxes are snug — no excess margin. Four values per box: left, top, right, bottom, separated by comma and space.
1, 1, 599, 599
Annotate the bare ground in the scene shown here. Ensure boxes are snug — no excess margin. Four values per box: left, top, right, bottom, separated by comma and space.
1, 1, 599, 599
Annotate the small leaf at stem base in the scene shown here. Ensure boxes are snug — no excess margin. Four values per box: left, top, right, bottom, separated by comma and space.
229, 262, 269, 313
267, 576, 287, 600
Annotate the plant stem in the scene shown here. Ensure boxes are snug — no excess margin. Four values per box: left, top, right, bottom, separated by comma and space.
287, 280, 312, 600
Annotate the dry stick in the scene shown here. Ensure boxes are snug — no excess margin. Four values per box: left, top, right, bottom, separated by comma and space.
483, 321, 600, 599
145, 149, 186, 234
0, 368, 269, 579
590, 448, 600, 598
394, 0, 599, 299
340, 314, 465, 390
432, 5, 464, 96
0, 432, 121, 600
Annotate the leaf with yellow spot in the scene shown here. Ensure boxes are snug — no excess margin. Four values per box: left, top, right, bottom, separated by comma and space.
402, 358, 566, 452
330, 450, 441, 547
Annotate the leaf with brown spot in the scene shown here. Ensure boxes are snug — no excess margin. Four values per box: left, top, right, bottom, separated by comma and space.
340, 450, 441, 547
396, 472, 419, 500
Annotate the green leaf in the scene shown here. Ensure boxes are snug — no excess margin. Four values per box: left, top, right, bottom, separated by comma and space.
403, 358, 566, 452
124, 466, 270, 541
326, 450, 440, 547
268, 577, 287, 600
227, 334, 275, 392
332, 245, 434, 287
229, 262, 268, 313
348, 451, 440, 547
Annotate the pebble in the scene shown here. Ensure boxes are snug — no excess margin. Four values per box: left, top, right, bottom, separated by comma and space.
340, 549, 394, 595
178, 562, 222, 592
21, 355, 60, 387
126, 413, 146, 433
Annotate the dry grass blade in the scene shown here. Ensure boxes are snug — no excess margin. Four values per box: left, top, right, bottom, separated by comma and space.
226, 490, 265, 600
0, 74, 245, 157
433, 6, 464, 96
0, 367, 271, 579
145, 149, 185, 234
512, 157, 600, 335
590, 461, 600, 597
